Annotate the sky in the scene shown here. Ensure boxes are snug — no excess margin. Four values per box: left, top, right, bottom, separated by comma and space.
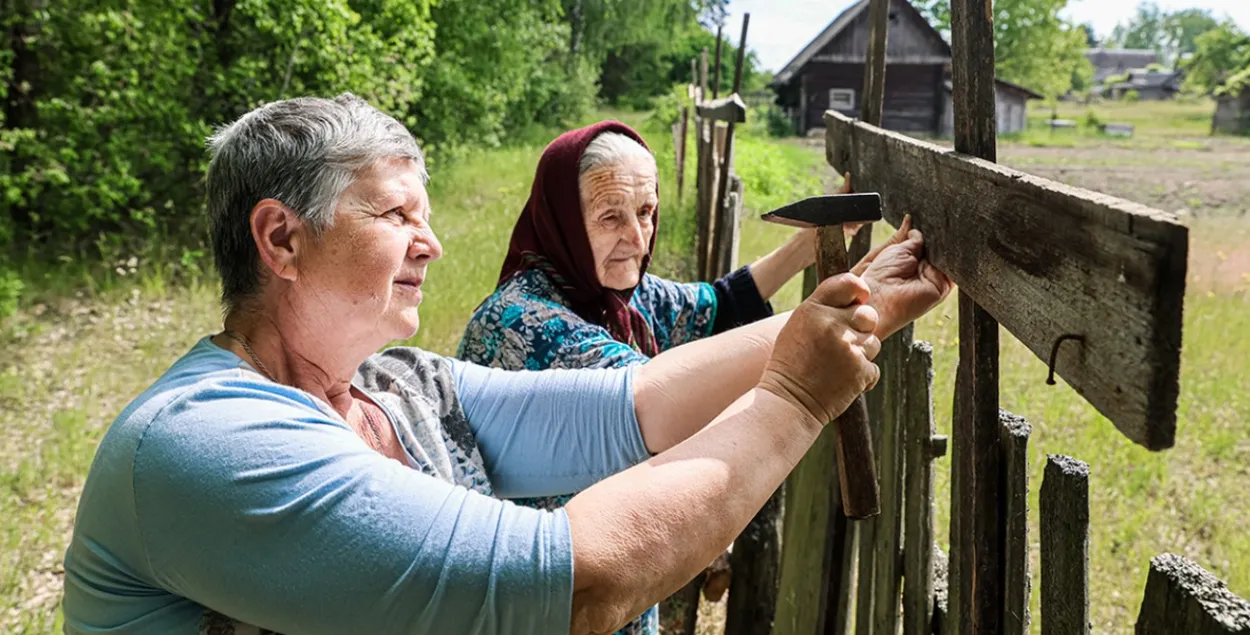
724, 0, 1250, 72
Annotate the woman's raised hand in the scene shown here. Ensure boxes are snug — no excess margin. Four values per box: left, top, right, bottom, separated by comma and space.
758, 273, 881, 427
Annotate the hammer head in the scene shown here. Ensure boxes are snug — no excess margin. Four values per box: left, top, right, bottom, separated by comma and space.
759, 193, 882, 228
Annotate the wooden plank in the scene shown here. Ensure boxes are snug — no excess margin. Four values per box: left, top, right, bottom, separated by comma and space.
1000, 412, 1032, 634
869, 324, 912, 635
1135, 553, 1250, 634
774, 424, 841, 635
854, 350, 885, 635
948, 0, 1003, 629
711, 15, 750, 280
825, 516, 855, 635
947, 291, 1001, 635
860, 0, 890, 126
824, 109, 1187, 450
712, 174, 743, 276
713, 24, 723, 100
696, 94, 747, 123
903, 341, 937, 635
725, 486, 783, 635
1040, 454, 1090, 635
700, 48, 709, 101
695, 119, 714, 281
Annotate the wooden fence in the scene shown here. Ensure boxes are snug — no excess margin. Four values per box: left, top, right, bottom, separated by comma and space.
667, 1, 1249, 634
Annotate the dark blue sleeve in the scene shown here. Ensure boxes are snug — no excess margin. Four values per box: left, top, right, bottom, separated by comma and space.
711, 265, 774, 333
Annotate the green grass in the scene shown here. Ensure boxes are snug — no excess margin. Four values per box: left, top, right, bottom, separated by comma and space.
1012, 97, 1225, 149
2, 107, 1248, 633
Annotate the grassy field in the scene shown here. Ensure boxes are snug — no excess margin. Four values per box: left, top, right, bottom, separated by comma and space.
2, 102, 1247, 633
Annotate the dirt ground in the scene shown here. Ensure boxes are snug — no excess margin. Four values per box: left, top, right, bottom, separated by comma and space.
804, 134, 1250, 293
999, 140, 1250, 293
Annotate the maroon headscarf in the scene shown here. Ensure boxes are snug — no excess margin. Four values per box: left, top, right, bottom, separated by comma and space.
497, 121, 660, 356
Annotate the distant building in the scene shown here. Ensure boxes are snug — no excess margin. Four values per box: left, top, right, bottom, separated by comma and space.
1084, 48, 1159, 84
1103, 68, 1184, 100
769, 0, 1041, 137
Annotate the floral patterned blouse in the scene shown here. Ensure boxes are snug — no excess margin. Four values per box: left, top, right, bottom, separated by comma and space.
456, 266, 771, 635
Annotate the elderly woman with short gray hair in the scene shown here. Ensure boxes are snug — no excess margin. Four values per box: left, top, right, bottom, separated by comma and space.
62, 95, 949, 635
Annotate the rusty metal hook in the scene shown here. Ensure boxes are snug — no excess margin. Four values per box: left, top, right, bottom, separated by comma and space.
1046, 333, 1085, 386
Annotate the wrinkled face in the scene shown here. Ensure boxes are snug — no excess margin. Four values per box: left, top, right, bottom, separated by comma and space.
294, 157, 442, 344
580, 154, 658, 291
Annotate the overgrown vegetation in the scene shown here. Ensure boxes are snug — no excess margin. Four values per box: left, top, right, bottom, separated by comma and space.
0, 0, 758, 279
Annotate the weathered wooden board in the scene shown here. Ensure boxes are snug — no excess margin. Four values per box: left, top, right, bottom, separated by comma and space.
902, 340, 938, 635
824, 110, 1187, 450
774, 423, 841, 635
1041, 454, 1090, 635
724, 487, 781, 635
695, 94, 747, 123
1135, 553, 1250, 633
1000, 412, 1032, 634
868, 325, 911, 635
949, 293, 1002, 635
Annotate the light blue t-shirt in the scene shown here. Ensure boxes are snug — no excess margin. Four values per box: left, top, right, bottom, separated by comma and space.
62, 336, 650, 635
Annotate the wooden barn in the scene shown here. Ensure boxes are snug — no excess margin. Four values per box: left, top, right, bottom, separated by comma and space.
770, 0, 1041, 137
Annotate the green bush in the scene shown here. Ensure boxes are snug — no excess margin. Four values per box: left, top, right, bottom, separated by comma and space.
1083, 108, 1104, 129
1123, 89, 1141, 102
0, 268, 22, 319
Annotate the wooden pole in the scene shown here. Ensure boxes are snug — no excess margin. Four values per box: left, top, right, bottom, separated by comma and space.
849, 0, 892, 264
713, 25, 724, 100
867, 326, 912, 635
711, 14, 749, 277
1040, 455, 1090, 635
1000, 412, 1031, 634
948, 0, 1001, 631
676, 106, 689, 205
902, 342, 943, 635
695, 48, 712, 281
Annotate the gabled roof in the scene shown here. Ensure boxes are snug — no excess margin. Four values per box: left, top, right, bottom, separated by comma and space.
772, 0, 951, 86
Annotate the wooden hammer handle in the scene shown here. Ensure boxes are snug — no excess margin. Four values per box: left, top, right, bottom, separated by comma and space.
815, 225, 881, 520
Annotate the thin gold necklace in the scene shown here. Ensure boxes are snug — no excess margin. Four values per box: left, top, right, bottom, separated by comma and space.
221, 329, 385, 452
221, 330, 275, 382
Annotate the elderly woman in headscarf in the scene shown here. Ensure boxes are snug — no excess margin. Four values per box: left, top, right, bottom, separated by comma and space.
457, 121, 939, 633
62, 95, 949, 635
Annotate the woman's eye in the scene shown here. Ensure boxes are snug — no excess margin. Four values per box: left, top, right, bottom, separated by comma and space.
638, 207, 653, 218
383, 207, 404, 220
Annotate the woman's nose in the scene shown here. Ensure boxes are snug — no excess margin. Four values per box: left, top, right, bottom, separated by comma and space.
624, 217, 646, 248
410, 227, 443, 262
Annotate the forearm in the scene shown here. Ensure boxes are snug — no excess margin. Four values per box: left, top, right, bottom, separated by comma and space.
633, 311, 791, 453
566, 388, 821, 635
747, 233, 812, 300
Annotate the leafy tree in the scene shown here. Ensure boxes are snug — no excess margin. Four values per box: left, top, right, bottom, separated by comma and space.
1108, 3, 1221, 66
914, 0, 1091, 99
1183, 22, 1250, 96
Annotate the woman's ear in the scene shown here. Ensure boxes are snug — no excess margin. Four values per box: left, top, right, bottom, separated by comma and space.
250, 199, 306, 283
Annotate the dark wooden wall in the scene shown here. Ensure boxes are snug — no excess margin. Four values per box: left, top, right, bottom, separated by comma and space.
801, 63, 943, 133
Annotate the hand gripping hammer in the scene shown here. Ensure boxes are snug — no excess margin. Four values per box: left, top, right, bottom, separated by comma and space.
761, 192, 883, 520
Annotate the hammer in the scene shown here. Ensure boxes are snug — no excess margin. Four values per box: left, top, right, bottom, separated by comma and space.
761, 192, 882, 520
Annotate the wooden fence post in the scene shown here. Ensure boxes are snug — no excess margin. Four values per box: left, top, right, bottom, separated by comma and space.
1135, 553, 1250, 634
902, 341, 946, 635
709, 14, 749, 280
869, 325, 913, 635
947, 0, 1002, 630
1000, 412, 1031, 634
1040, 454, 1090, 635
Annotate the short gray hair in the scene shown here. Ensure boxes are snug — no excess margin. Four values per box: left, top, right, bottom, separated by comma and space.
205, 92, 426, 312
578, 131, 655, 177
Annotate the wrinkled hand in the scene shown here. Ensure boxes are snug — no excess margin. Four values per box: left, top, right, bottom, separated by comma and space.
759, 274, 881, 427
857, 215, 953, 339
